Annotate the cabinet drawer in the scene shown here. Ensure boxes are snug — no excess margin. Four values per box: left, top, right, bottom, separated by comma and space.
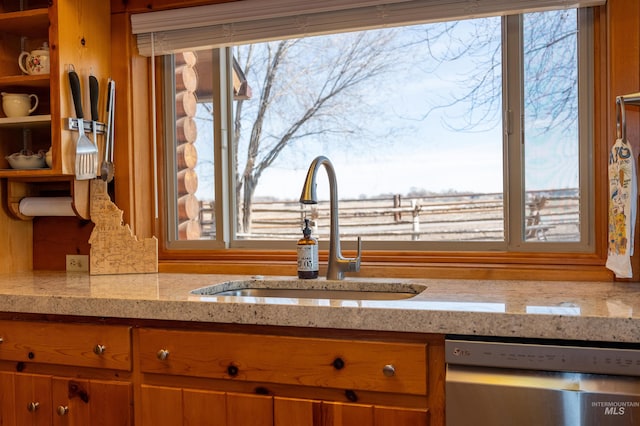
0, 321, 131, 371
138, 329, 427, 395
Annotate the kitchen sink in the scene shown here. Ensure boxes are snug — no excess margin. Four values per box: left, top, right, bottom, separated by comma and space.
191, 279, 426, 301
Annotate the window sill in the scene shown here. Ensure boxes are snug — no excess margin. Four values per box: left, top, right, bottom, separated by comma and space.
158, 250, 612, 281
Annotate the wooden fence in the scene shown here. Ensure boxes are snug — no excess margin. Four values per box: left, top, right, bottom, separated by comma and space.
199, 189, 580, 242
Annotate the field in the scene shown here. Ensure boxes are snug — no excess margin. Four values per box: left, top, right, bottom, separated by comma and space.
199, 189, 580, 242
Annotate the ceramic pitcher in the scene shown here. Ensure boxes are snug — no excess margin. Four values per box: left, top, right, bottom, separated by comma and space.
2, 92, 39, 117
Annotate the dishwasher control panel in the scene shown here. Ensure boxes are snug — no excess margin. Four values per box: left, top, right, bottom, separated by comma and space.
446, 338, 640, 376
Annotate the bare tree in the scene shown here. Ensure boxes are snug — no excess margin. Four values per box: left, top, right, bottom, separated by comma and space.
413, 10, 578, 135
233, 30, 402, 233
231, 11, 578, 234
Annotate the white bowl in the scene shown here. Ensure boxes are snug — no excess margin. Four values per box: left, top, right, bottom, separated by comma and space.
6, 152, 46, 169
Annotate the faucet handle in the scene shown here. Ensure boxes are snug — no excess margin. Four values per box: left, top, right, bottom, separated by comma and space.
349, 236, 362, 272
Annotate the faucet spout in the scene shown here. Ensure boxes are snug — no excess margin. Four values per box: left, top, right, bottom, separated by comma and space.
300, 156, 361, 280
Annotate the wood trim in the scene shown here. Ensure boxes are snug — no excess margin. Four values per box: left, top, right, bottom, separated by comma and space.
111, 12, 155, 238
607, 0, 640, 281
110, 0, 236, 14
158, 259, 612, 281
118, 1, 621, 282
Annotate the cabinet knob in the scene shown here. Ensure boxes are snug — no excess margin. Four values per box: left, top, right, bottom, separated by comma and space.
0, 337, 4, 343
93, 344, 106, 355
332, 357, 345, 370
382, 364, 396, 377
27, 402, 39, 412
56, 406, 69, 416
157, 349, 170, 361
227, 364, 239, 377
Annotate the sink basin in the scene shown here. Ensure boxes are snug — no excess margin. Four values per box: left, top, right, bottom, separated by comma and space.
191, 279, 426, 301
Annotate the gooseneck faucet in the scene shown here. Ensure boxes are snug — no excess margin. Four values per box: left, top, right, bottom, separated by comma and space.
300, 156, 361, 280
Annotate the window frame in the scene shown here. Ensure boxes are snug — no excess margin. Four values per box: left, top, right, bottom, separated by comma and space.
161, 10, 595, 254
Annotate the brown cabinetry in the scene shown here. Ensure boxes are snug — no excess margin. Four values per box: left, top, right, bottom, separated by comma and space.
136, 328, 442, 425
0, 320, 133, 425
0, 0, 110, 219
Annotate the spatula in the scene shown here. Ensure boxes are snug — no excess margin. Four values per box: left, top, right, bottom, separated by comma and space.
69, 68, 98, 180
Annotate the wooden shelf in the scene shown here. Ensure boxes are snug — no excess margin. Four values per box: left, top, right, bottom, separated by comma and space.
0, 74, 50, 89
0, 114, 51, 128
0, 168, 60, 178
0, 8, 49, 37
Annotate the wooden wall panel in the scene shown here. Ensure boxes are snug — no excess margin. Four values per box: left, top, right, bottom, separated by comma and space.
32, 217, 93, 270
110, 13, 155, 239
608, 0, 640, 280
0, 182, 31, 271
110, 0, 235, 14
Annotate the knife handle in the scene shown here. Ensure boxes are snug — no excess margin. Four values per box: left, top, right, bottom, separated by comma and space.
89, 75, 99, 121
68, 70, 83, 119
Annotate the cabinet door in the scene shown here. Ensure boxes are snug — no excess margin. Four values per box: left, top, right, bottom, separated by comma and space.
52, 378, 132, 426
320, 401, 429, 426
226, 392, 273, 426
321, 401, 374, 426
0, 371, 17, 425
373, 405, 429, 426
14, 373, 53, 426
84, 379, 132, 426
183, 388, 226, 426
52, 378, 90, 425
140, 384, 183, 425
141, 385, 273, 426
274, 396, 319, 426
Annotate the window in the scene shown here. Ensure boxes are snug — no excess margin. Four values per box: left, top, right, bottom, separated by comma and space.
159, 7, 594, 254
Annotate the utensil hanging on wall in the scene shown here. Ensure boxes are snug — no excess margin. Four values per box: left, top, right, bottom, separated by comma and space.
101, 78, 115, 183
89, 73, 99, 173
68, 66, 98, 180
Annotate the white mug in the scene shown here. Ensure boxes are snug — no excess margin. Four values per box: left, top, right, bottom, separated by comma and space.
1, 92, 39, 117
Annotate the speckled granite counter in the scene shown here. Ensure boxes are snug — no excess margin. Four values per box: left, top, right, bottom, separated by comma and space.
0, 271, 639, 343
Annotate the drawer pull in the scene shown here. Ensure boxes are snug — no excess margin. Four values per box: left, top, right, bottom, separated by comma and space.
56, 406, 69, 416
332, 357, 345, 370
157, 349, 170, 361
27, 402, 39, 412
0, 337, 3, 343
382, 364, 396, 377
93, 344, 106, 355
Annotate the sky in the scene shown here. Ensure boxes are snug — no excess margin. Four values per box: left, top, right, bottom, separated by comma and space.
192, 13, 579, 202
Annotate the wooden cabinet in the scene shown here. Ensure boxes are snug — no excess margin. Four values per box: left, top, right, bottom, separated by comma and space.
140, 385, 274, 426
0, 373, 131, 425
0, 320, 133, 425
136, 328, 443, 425
0, 0, 110, 219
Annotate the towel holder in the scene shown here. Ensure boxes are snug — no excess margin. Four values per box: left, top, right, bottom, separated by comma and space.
616, 92, 640, 141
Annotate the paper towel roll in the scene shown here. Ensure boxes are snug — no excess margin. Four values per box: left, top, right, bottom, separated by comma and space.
19, 197, 75, 217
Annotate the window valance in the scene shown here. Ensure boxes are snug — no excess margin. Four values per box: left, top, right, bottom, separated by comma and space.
132, 0, 606, 56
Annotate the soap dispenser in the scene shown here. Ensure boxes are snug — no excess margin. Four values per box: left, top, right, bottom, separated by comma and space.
297, 218, 319, 279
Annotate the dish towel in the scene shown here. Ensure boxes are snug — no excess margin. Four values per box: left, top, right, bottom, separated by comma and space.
606, 138, 637, 278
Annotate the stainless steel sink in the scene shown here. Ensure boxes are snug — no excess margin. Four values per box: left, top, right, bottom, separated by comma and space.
191, 279, 426, 301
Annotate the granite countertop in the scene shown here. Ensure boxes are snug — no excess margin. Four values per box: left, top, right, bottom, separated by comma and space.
0, 271, 639, 343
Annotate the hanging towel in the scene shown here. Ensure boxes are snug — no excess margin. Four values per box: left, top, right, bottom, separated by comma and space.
606, 138, 637, 278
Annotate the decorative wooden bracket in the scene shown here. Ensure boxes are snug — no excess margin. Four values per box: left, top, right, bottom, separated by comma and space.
89, 179, 157, 275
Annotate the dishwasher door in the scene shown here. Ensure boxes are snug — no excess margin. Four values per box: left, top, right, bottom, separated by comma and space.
446, 364, 640, 426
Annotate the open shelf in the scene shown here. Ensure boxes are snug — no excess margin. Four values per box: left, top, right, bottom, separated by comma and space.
0, 8, 49, 37
0, 114, 51, 128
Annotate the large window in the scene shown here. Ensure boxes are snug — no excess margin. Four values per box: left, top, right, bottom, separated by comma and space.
162, 8, 593, 253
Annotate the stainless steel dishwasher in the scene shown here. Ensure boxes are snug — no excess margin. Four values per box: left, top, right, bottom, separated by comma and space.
445, 336, 640, 426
